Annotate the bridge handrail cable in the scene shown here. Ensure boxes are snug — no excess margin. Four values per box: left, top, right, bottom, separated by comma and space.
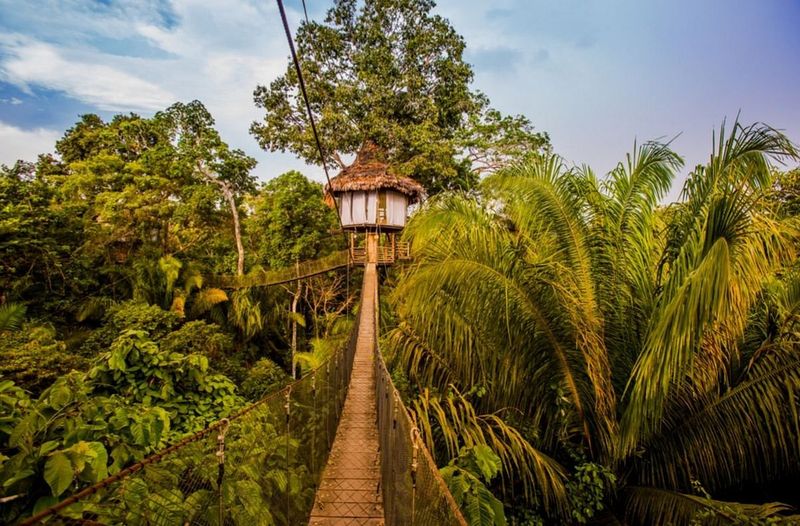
211, 249, 351, 289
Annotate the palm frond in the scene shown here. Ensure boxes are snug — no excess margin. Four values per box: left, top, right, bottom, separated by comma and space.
181, 262, 204, 294
622, 126, 797, 452
158, 255, 182, 300
228, 288, 263, 339
632, 346, 800, 493
75, 296, 116, 322
189, 287, 229, 318
484, 156, 618, 457
170, 294, 186, 317
412, 386, 568, 516
623, 486, 792, 526
0, 303, 26, 332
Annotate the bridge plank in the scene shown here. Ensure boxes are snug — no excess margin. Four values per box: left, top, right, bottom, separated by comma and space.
309, 264, 384, 526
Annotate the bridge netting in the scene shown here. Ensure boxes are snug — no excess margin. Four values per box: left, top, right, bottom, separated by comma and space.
22, 268, 466, 526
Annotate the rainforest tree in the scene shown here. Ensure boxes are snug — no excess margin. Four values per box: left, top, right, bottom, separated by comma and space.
251, 0, 548, 193
246, 170, 338, 269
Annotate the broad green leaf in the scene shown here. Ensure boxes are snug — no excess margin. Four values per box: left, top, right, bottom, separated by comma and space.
44, 452, 74, 497
469, 445, 502, 482
3, 468, 35, 489
39, 440, 60, 456
85, 442, 109, 481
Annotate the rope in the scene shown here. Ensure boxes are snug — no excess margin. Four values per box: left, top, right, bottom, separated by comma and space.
275, 0, 348, 247
211, 249, 350, 289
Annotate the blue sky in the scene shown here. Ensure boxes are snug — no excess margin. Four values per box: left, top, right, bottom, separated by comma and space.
1, 0, 798, 200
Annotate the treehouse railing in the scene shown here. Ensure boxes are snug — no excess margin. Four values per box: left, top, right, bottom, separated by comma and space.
396, 241, 411, 260
350, 243, 412, 265
20, 314, 360, 525
376, 245, 394, 264
350, 246, 367, 264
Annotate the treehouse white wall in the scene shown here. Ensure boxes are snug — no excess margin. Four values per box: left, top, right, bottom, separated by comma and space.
338, 189, 409, 228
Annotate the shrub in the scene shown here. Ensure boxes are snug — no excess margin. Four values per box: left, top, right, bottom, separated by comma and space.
0, 324, 87, 395
240, 358, 289, 400
81, 301, 180, 355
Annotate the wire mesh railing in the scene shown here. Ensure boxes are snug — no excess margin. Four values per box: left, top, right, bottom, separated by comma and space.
21, 314, 359, 525
372, 273, 468, 526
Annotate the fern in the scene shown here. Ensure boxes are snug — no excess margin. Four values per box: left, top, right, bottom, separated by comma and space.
0, 303, 26, 332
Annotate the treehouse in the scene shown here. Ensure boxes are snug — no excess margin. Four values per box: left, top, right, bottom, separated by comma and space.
326, 141, 424, 264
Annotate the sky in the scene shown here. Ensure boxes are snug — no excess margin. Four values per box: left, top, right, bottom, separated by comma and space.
0, 0, 798, 201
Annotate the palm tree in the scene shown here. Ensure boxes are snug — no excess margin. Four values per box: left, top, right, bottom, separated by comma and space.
387, 120, 800, 524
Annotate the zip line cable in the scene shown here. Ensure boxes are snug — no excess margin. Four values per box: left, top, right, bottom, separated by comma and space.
301, 0, 309, 24
275, 0, 347, 248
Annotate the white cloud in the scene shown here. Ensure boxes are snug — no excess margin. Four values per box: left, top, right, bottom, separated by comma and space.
0, 0, 318, 181
0, 35, 175, 111
0, 121, 59, 165
126, 0, 316, 180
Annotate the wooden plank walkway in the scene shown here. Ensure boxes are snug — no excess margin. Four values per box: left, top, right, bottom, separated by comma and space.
309, 264, 384, 526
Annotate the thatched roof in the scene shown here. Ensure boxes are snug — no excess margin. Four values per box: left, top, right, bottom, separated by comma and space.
326, 142, 425, 203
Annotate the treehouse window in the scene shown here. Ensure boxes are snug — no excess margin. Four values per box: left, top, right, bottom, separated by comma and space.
378, 191, 387, 224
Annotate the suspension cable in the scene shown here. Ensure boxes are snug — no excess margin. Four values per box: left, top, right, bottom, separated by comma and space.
275, 0, 347, 246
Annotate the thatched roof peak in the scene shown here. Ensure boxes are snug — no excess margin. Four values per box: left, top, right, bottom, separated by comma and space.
326, 141, 425, 203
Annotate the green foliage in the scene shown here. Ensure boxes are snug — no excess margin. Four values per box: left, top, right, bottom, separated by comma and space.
240, 358, 289, 400
410, 385, 566, 512
0, 380, 30, 444
458, 105, 550, 176
0, 324, 88, 394
0, 302, 26, 332
687, 481, 793, 526
246, 170, 338, 269
89, 330, 242, 431
228, 289, 264, 341
391, 119, 800, 524
440, 446, 506, 526
0, 374, 172, 522
0, 324, 242, 521
565, 460, 616, 524
0, 100, 346, 522
44, 441, 108, 497
160, 319, 233, 358
624, 485, 794, 526
0, 160, 88, 313
81, 300, 180, 355
769, 167, 800, 218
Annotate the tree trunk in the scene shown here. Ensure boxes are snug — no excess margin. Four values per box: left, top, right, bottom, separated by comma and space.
218, 183, 245, 276
290, 268, 301, 379
197, 162, 245, 276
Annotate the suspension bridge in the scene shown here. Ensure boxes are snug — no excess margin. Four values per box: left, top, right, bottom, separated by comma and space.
21, 261, 467, 526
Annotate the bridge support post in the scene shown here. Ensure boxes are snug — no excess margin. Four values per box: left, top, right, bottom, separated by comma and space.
216, 419, 230, 526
